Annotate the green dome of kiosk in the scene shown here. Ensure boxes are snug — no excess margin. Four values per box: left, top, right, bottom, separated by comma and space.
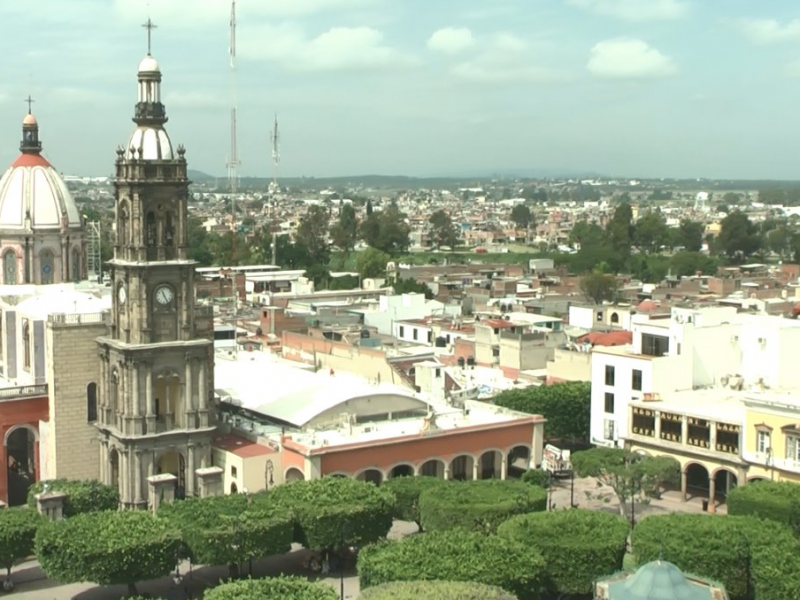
606, 561, 714, 600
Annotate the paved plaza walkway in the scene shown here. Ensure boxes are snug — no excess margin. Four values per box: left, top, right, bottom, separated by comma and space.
9, 478, 724, 600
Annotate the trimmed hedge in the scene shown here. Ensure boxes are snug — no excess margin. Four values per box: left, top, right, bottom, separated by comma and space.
727, 480, 800, 531
359, 580, 518, 600
35, 510, 182, 594
632, 513, 800, 600
158, 494, 293, 566
259, 477, 395, 550
27, 479, 119, 516
498, 509, 629, 595
204, 576, 338, 600
382, 476, 445, 527
418, 479, 547, 533
0, 508, 43, 576
357, 529, 544, 600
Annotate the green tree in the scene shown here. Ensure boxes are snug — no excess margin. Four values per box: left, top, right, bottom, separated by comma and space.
418, 480, 547, 534
0, 509, 43, 585
330, 203, 359, 253
260, 477, 395, 551
579, 271, 619, 304
717, 211, 762, 262
393, 277, 434, 298
357, 529, 544, 600
571, 448, 679, 518
35, 510, 182, 597
675, 219, 704, 252
633, 211, 670, 254
382, 476, 446, 530
768, 223, 792, 259
429, 210, 459, 250
296, 205, 331, 266
498, 510, 629, 596
187, 215, 214, 265
492, 381, 591, 442
356, 247, 391, 279
607, 203, 634, 258
360, 581, 518, 600
28, 479, 119, 516
669, 251, 718, 277
205, 576, 338, 600
376, 204, 411, 255
510, 205, 533, 229
158, 495, 293, 575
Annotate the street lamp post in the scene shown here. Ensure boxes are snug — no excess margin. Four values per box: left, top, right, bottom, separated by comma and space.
570, 469, 575, 508
265, 459, 274, 490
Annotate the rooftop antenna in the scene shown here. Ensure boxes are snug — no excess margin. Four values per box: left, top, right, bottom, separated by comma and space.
269, 113, 280, 216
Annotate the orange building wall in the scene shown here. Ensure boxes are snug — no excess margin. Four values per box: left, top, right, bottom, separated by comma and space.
317, 420, 536, 475
0, 395, 48, 505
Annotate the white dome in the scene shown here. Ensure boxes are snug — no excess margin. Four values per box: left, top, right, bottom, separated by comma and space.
124, 126, 174, 161
138, 55, 160, 73
0, 155, 82, 231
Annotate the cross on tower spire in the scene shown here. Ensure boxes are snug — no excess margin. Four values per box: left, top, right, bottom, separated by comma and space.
24, 95, 34, 115
142, 17, 157, 55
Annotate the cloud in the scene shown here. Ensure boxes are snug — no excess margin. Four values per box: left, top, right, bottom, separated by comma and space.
567, 0, 688, 22
239, 25, 416, 71
427, 27, 475, 55
449, 32, 566, 83
587, 38, 677, 79
737, 18, 800, 44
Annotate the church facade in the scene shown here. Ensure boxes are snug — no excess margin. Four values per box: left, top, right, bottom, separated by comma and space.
94, 46, 216, 508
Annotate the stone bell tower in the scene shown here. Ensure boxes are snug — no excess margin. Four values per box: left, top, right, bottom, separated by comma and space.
95, 21, 216, 508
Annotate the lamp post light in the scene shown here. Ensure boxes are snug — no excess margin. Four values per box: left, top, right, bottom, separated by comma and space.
570, 469, 576, 509
265, 459, 274, 490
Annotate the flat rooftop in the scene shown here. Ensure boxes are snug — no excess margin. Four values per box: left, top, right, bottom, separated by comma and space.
630, 387, 749, 423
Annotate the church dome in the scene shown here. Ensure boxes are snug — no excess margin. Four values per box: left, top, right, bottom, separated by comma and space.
124, 126, 174, 161
0, 114, 81, 232
138, 54, 160, 74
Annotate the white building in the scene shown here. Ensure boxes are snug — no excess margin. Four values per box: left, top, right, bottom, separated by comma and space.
361, 293, 461, 337
590, 306, 800, 447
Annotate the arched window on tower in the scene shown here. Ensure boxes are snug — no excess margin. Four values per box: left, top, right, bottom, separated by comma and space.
72, 247, 81, 282
87, 382, 98, 422
3, 251, 17, 285
145, 212, 157, 247
164, 212, 174, 247
22, 320, 30, 371
40, 249, 54, 285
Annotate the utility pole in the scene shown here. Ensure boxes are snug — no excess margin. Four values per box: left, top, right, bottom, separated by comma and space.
269, 114, 280, 218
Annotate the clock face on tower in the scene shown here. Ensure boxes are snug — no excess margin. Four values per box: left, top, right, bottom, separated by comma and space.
154, 284, 175, 306
118, 284, 127, 305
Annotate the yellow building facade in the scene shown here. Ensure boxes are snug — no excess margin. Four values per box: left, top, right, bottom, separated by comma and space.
742, 395, 800, 485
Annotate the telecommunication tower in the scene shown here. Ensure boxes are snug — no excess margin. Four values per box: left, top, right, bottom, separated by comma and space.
227, 0, 241, 254
269, 114, 280, 215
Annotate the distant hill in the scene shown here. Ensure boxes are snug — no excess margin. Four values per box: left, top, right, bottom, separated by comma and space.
188, 169, 215, 182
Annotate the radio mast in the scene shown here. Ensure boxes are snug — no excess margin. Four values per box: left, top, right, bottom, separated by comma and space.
269, 114, 279, 216
227, 0, 240, 261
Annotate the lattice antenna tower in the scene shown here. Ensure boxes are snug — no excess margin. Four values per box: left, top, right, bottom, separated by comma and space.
269, 113, 280, 216
227, 0, 241, 262
86, 221, 102, 282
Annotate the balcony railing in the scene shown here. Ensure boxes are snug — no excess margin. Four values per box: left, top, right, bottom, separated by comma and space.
0, 384, 47, 399
49, 312, 109, 326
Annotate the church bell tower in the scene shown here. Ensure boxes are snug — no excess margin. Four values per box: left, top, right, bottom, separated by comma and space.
95, 21, 215, 508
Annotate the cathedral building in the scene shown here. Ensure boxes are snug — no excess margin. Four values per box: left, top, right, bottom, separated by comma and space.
0, 111, 85, 285
94, 44, 216, 508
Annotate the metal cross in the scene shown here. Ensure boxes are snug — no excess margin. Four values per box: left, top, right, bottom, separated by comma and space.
24, 95, 34, 114
142, 17, 157, 55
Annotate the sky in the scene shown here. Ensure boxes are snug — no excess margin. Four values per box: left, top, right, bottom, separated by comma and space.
3, 0, 800, 180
